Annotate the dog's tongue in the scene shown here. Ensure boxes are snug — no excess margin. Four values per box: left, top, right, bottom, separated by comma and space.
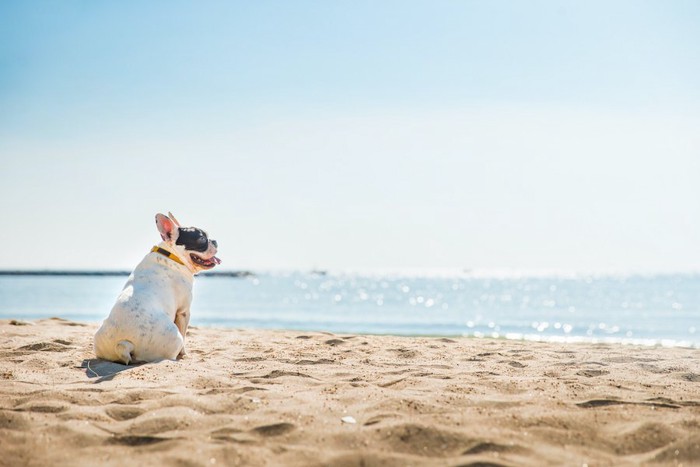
213, 256, 221, 265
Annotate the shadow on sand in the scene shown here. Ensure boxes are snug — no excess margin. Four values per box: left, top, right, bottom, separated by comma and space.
80, 358, 144, 383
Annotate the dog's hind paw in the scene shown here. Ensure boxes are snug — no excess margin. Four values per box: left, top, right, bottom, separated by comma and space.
115, 340, 134, 366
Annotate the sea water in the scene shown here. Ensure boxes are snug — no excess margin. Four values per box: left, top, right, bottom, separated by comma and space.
1, 272, 698, 347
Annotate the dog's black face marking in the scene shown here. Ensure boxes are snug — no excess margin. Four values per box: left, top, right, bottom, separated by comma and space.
176, 227, 209, 252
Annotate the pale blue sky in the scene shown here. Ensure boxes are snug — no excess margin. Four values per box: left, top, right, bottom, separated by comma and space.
1, 1, 699, 272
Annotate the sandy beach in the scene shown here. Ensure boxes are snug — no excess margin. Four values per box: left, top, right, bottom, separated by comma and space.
1, 318, 699, 466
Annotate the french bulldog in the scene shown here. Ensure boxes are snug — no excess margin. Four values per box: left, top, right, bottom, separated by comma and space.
94, 212, 220, 365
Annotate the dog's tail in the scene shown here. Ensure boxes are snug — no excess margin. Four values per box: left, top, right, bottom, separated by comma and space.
115, 340, 135, 365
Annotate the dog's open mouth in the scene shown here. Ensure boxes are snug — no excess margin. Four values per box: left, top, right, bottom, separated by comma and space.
190, 254, 221, 269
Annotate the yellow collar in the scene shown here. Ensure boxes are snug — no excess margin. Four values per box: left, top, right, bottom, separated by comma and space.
151, 246, 186, 266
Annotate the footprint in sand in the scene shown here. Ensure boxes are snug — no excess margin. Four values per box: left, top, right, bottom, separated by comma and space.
363, 413, 398, 426
47, 318, 86, 326
9, 320, 34, 326
105, 406, 146, 421
462, 441, 526, 455
437, 338, 457, 343
109, 435, 168, 446
576, 369, 609, 377
252, 422, 296, 437
209, 427, 257, 444
17, 341, 71, 352
507, 361, 526, 368
389, 348, 419, 359
16, 403, 67, 413
577, 399, 681, 409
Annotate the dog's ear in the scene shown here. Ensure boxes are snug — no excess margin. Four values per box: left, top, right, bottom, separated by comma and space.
155, 213, 179, 242
167, 211, 182, 227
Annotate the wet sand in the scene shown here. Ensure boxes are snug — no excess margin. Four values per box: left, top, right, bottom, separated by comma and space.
1, 318, 700, 466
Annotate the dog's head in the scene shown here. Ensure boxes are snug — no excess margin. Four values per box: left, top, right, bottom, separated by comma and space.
155, 212, 221, 272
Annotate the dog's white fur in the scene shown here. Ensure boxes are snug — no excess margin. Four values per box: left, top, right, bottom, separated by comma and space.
94, 213, 218, 364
